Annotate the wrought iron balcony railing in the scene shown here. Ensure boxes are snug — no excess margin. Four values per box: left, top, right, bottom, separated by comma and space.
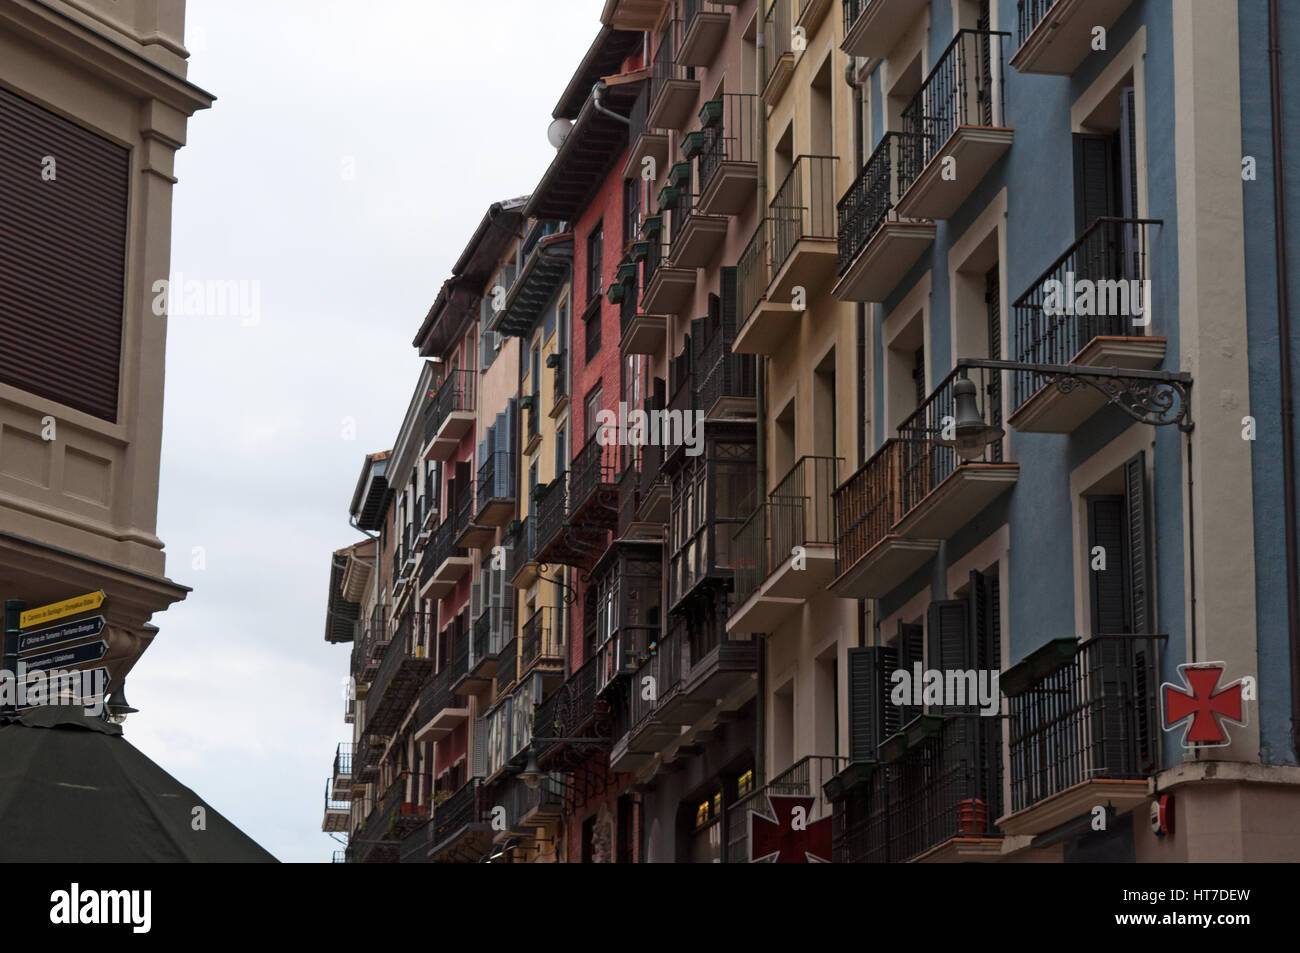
695, 315, 755, 414
1017, 0, 1057, 46
453, 477, 475, 536
897, 364, 1002, 515
533, 655, 597, 760
520, 606, 563, 673
833, 438, 905, 573
731, 504, 768, 605
769, 154, 838, 277
432, 778, 484, 850
898, 30, 1009, 195
473, 602, 512, 669
417, 667, 466, 727
725, 755, 845, 863
424, 369, 475, 446
763, 0, 793, 87
366, 612, 434, 736
768, 455, 839, 557
477, 450, 516, 514
698, 92, 760, 196
334, 742, 354, 779
842, 0, 868, 35
534, 474, 568, 553
570, 432, 620, 519
1006, 634, 1164, 814
651, 19, 687, 110
497, 636, 518, 691
737, 219, 770, 324
837, 131, 925, 275
1010, 217, 1161, 411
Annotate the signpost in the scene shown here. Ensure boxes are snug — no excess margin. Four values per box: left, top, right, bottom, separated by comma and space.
17, 666, 109, 712
19, 639, 108, 675
18, 590, 105, 629
16, 616, 105, 656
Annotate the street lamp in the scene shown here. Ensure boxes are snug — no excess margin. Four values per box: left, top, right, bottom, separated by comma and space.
935, 376, 1005, 461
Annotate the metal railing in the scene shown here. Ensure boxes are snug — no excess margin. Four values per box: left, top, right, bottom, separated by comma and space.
737, 220, 770, 326
1017, 0, 1058, 46
417, 668, 466, 727
731, 504, 768, 604
1010, 217, 1160, 411
696, 316, 755, 414
570, 432, 620, 518
769, 155, 838, 277
842, 0, 868, 35
834, 438, 905, 573
324, 779, 350, 814
520, 606, 563, 671
454, 476, 475, 535
897, 365, 1002, 517
650, 19, 686, 110
899, 29, 1009, 196
432, 778, 483, 849
424, 369, 475, 445
399, 817, 432, 863
497, 636, 518, 690
1007, 634, 1164, 814
837, 131, 925, 275
450, 622, 469, 681
763, 0, 793, 88
533, 656, 597, 758
426, 516, 463, 586
473, 602, 511, 668
334, 742, 354, 779
535, 474, 568, 554
768, 455, 839, 558
366, 612, 434, 735
726, 755, 845, 863
698, 93, 760, 196
477, 450, 516, 513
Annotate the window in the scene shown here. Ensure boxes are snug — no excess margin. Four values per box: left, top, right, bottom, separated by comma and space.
584, 384, 603, 445
585, 306, 602, 363
624, 179, 641, 244
586, 222, 604, 303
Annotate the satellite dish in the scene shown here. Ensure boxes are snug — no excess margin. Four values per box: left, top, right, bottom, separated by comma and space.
547, 118, 574, 149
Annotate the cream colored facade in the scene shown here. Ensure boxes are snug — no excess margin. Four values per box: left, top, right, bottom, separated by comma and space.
0, 0, 210, 697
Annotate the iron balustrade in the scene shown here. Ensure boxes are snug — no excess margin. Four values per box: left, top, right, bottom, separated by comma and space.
324, 779, 349, 814
332, 850, 346, 864
425, 369, 475, 445
497, 636, 518, 690
596, 624, 658, 695
763, 0, 792, 87
492, 774, 565, 833
768, 455, 839, 559
629, 82, 651, 146
533, 655, 597, 758
552, 353, 567, 405
842, 0, 868, 35
417, 668, 466, 727
737, 220, 770, 325
1007, 634, 1164, 814
725, 755, 845, 863
834, 438, 906, 574
354, 605, 390, 680
451, 623, 470, 681
510, 514, 536, 572
432, 778, 483, 849
527, 391, 540, 443
1010, 217, 1161, 411
698, 93, 760, 197
399, 817, 432, 863
570, 432, 620, 518
896, 365, 1001, 517
731, 504, 768, 605
837, 132, 924, 275
454, 476, 475, 535
520, 606, 562, 671
473, 602, 511, 667
354, 735, 380, 781
696, 315, 755, 414
366, 611, 434, 735
683, 0, 727, 35
650, 20, 686, 112
477, 450, 516, 513
535, 474, 568, 554
642, 231, 664, 293
334, 742, 354, 779
426, 517, 463, 585
1017, 0, 1057, 46
899, 30, 1008, 196
769, 155, 838, 278
619, 264, 639, 333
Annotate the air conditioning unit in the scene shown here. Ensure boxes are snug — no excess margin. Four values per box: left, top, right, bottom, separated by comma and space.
545, 353, 562, 369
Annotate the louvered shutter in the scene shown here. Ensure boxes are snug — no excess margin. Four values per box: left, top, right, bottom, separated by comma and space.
1123, 451, 1151, 635
1073, 134, 1117, 238
897, 621, 924, 725
472, 714, 488, 779
847, 646, 896, 761
969, 569, 1001, 673
1087, 496, 1129, 633
494, 412, 510, 498
927, 600, 971, 709
471, 574, 482, 621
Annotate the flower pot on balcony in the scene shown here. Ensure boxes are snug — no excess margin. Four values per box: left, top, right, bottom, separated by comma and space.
640, 215, 662, 238
957, 798, 987, 835
668, 161, 692, 188
630, 240, 649, 262
617, 262, 637, 285
682, 130, 706, 158
657, 184, 681, 208
607, 283, 626, 305
699, 99, 723, 127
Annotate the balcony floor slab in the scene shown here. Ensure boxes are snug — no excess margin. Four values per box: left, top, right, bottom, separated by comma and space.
997, 779, 1150, 838
893, 464, 1019, 541
830, 536, 940, 599
895, 127, 1014, 221
833, 222, 936, 303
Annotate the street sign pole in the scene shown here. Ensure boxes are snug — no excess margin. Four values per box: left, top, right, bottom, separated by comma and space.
3, 600, 24, 717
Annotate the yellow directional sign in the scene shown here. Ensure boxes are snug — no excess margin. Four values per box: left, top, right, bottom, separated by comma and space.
19, 590, 106, 629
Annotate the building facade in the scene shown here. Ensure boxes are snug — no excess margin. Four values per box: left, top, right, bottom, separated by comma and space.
324, 0, 1300, 863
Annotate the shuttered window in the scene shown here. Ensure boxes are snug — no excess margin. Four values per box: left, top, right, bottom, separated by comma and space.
0, 85, 129, 422
1086, 452, 1151, 634
846, 646, 896, 762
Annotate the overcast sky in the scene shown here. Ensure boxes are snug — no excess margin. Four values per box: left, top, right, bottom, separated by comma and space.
132, 0, 598, 863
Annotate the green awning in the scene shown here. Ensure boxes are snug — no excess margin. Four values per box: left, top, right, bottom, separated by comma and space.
0, 707, 277, 862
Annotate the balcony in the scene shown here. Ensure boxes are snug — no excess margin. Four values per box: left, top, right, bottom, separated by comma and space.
496, 636, 518, 693
681, 600, 758, 710
509, 516, 539, 589
893, 366, 1018, 540
1008, 218, 1166, 433
351, 605, 390, 685
829, 715, 1004, 863
831, 439, 939, 598
625, 82, 670, 184
486, 776, 566, 851
569, 433, 621, 529
697, 93, 760, 216
423, 369, 475, 461
797, 0, 833, 32
475, 450, 516, 528
533, 655, 599, 766
695, 312, 756, 420
399, 817, 432, 864
414, 668, 469, 744
841, 0, 929, 59
466, 602, 512, 686
733, 221, 787, 355
725, 755, 844, 863
728, 456, 840, 634
609, 629, 686, 772
421, 516, 473, 597
895, 29, 1013, 221
761, 0, 795, 107
534, 473, 607, 570
353, 773, 427, 863
322, 779, 350, 833
672, 191, 730, 269
619, 258, 667, 355
648, 19, 700, 131
640, 225, 696, 317
354, 734, 380, 784
1000, 634, 1165, 837
456, 476, 494, 550
834, 131, 936, 303
1012, 0, 1137, 75
332, 742, 354, 795
679, 0, 730, 66
591, 543, 662, 696
365, 612, 434, 737
519, 606, 564, 681
429, 778, 492, 862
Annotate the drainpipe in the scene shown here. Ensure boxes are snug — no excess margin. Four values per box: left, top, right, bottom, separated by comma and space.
1267, 0, 1300, 758
593, 81, 632, 125
848, 61, 869, 653
755, 18, 769, 786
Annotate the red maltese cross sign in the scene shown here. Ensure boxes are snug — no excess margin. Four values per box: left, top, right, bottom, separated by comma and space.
1161, 662, 1249, 749
749, 795, 832, 863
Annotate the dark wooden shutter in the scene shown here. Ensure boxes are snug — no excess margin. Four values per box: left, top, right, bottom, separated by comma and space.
1123, 451, 1151, 634
847, 646, 896, 761
969, 569, 1001, 673
1087, 495, 1130, 633
927, 599, 971, 712
897, 621, 924, 724
1073, 133, 1117, 237
984, 267, 1003, 462
0, 85, 129, 422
